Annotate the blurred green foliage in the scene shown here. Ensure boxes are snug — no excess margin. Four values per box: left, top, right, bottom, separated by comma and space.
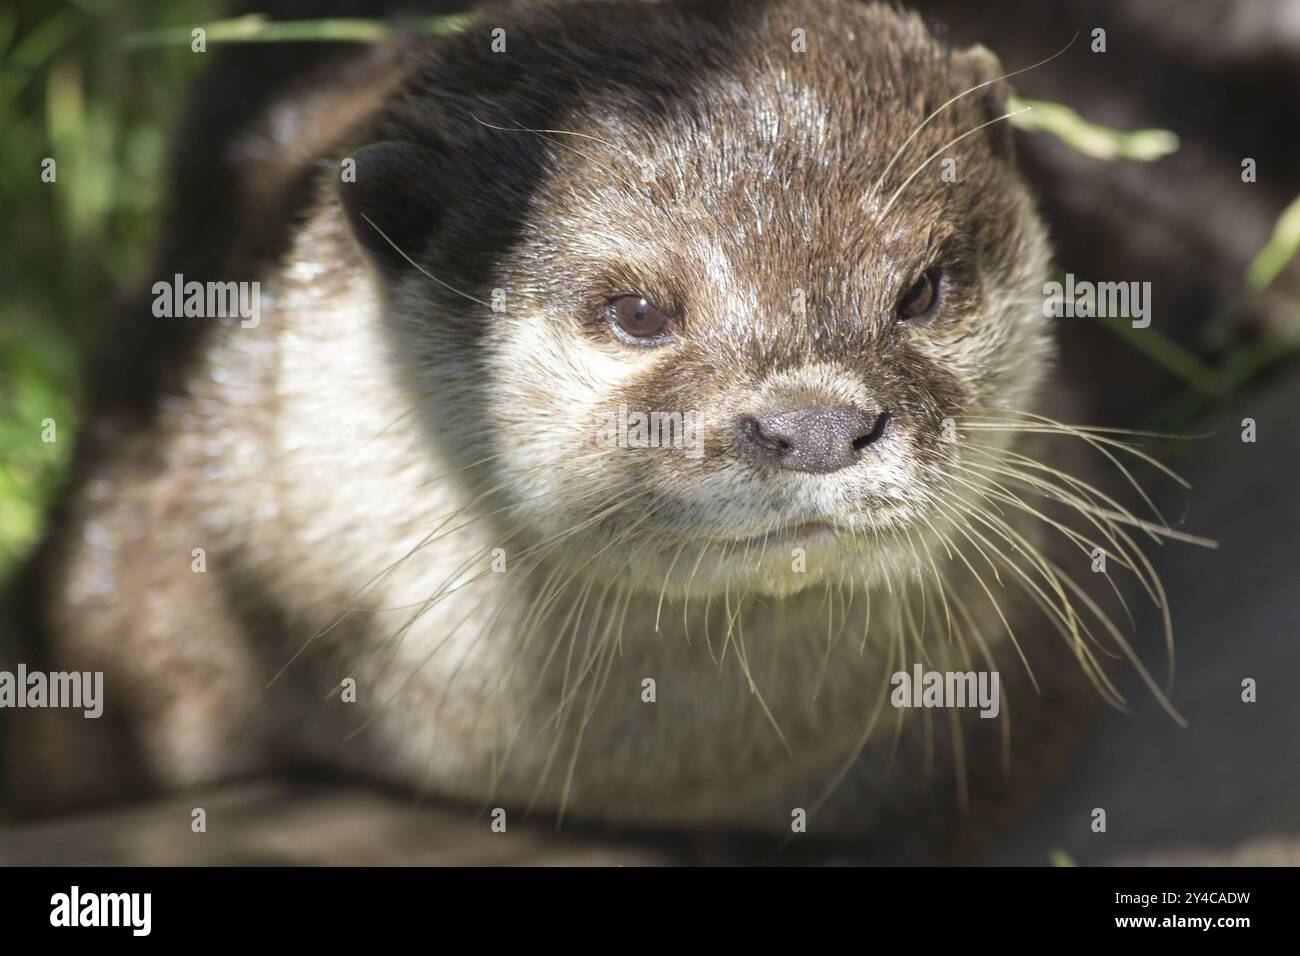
0, 0, 218, 579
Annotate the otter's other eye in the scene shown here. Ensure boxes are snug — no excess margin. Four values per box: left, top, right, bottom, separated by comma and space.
896, 267, 941, 320
609, 295, 672, 344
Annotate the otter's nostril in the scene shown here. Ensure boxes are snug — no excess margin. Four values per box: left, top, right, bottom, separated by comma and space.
740, 415, 790, 454
852, 411, 890, 451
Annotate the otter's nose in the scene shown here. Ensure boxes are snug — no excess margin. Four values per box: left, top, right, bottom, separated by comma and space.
737, 405, 888, 474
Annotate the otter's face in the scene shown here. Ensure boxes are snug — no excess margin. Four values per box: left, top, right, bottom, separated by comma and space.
350, 2, 1054, 598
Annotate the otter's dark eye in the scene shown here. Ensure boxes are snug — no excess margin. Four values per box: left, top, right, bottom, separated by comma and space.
897, 267, 941, 320
609, 295, 672, 344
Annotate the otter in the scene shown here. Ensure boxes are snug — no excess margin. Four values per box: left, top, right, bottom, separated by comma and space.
6, 0, 1191, 861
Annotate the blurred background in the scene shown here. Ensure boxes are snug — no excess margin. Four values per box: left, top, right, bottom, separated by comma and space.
1, 0, 1298, 862
0, 0, 215, 583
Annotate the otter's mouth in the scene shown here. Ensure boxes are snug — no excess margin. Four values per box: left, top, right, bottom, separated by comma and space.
729, 521, 840, 549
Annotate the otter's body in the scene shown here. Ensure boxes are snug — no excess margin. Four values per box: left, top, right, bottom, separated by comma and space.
10, 0, 1128, 859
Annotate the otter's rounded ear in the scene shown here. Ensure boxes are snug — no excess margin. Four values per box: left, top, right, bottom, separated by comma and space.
955, 43, 1016, 158
338, 141, 443, 275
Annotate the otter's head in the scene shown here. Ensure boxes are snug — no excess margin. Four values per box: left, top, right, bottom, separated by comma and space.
340, 0, 1053, 599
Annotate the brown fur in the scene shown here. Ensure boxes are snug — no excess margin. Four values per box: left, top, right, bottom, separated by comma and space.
7, 0, 1137, 861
